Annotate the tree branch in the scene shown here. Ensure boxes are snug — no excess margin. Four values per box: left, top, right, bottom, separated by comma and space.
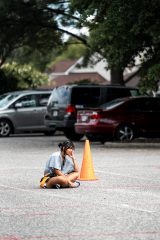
57, 27, 88, 45
46, 6, 80, 21
47, 0, 70, 4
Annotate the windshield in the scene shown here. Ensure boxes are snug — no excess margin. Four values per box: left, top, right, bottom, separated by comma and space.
100, 98, 125, 110
0, 93, 20, 108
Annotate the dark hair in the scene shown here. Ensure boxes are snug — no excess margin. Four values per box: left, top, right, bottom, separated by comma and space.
58, 140, 75, 153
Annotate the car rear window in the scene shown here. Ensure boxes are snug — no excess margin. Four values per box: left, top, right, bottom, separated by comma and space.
48, 86, 71, 105
71, 87, 101, 107
100, 98, 125, 110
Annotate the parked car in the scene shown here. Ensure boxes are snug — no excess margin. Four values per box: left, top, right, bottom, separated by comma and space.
0, 90, 53, 137
75, 96, 160, 142
44, 84, 140, 140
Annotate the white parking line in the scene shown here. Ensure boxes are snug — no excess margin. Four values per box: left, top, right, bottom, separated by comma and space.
114, 203, 155, 213
96, 169, 156, 181
0, 183, 156, 213
0, 167, 41, 170
0, 183, 71, 200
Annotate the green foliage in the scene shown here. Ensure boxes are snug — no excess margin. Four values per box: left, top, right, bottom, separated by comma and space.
46, 38, 87, 69
8, 46, 61, 72
62, 42, 86, 59
138, 64, 160, 95
0, 0, 78, 66
0, 62, 48, 93
70, 0, 160, 85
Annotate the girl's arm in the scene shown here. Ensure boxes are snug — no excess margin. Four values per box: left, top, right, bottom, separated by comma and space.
69, 154, 79, 173
53, 168, 66, 177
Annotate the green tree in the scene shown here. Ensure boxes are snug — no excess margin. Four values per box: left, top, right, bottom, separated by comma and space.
46, 38, 87, 70
70, 0, 160, 85
8, 46, 61, 72
138, 63, 160, 95
0, 0, 88, 92
0, 62, 48, 93
0, 0, 87, 67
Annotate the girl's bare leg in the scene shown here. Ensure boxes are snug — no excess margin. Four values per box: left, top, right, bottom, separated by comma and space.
46, 176, 68, 188
46, 172, 79, 188
66, 172, 79, 184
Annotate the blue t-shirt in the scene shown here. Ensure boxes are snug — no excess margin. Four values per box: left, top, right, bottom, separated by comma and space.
44, 151, 74, 175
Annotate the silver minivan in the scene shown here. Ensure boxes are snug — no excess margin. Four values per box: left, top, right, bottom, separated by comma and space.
0, 90, 52, 137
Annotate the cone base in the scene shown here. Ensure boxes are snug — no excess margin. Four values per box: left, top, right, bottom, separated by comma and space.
79, 177, 98, 181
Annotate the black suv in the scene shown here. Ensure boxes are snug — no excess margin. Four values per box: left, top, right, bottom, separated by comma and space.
44, 84, 140, 140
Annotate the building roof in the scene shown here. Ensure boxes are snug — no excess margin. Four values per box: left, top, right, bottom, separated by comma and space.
48, 72, 108, 87
42, 56, 140, 89
49, 59, 78, 73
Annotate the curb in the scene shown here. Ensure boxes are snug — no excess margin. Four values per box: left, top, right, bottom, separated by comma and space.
103, 141, 160, 149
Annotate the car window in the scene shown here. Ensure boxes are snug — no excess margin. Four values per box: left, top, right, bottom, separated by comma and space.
71, 87, 101, 106
37, 94, 51, 106
130, 89, 140, 96
15, 95, 37, 108
48, 87, 70, 106
104, 88, 129, 102
104, 88, 139, 102
0, 93, 20, 108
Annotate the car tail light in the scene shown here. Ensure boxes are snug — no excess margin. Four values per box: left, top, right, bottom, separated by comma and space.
90, 112, 100, 119
90, 111, 100, 123
77, 111, 101, 123
66, 104, 76, 115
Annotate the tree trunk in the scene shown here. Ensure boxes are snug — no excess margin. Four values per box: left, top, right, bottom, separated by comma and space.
111, 68, 124, 85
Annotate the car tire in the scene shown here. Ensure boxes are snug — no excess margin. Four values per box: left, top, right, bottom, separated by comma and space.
64, 129, 84, 141
115, 124, 135, 142
0, 119, 13, 137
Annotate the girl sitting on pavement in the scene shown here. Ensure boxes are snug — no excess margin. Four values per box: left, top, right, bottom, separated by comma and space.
40, 140, 80, 189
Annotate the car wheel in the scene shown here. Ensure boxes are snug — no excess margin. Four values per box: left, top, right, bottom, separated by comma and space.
64, 129, 84, 141
0, 119, 12, 137
115, 124, 135, 142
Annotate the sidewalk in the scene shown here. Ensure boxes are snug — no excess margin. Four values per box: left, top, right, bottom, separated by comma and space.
104, 138, 160, 148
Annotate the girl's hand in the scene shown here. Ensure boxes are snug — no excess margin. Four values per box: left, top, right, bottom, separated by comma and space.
66, 149, 79, 172
66, 149, 75, 160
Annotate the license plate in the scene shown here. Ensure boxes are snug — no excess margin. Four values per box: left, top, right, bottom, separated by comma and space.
53, 111, 58, 116
81, 115, 88, 122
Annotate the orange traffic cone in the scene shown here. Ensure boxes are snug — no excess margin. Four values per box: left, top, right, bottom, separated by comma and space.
79, 139, 97, 181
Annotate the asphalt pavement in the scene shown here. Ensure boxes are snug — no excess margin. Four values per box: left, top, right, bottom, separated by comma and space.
0, 134, 160, 240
